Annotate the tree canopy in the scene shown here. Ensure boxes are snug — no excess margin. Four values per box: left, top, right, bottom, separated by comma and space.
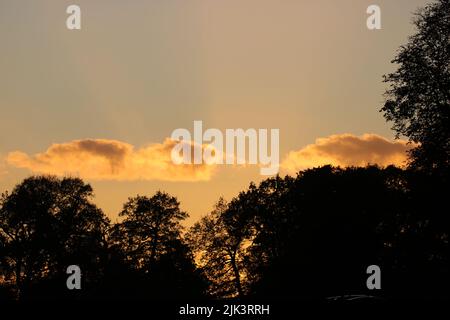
382, 0, 450, 171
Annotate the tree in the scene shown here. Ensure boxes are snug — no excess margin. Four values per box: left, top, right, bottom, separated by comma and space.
0, 176, 109, 299
242, 175, 297, 286
110, 191, 188, 271
107, 191, 208, 299
186, 198, 251, 298
381, 0, 450, 171
231, 166, 412, 298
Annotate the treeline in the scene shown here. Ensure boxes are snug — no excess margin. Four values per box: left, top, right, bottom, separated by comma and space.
0, 165, 448, 301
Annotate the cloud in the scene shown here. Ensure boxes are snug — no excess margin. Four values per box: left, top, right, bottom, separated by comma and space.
281, 133, 413, 173
5, 134, 415, 181
7, 138, 216, 182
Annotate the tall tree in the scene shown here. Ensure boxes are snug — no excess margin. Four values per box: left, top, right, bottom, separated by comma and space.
110, 191, 188, 271
186, 197, 253, 298
381, 0, 450, 171
107, 191, 208, 299
0, 176, 109, 299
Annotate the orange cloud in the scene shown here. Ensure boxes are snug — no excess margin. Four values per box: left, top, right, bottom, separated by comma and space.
7, 138, 216, 182
281, 133, 413, 173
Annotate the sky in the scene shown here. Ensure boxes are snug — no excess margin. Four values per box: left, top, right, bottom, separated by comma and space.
0, 0, 431, 225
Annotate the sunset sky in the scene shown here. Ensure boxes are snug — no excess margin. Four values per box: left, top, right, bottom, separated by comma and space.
0, 0, 429, 225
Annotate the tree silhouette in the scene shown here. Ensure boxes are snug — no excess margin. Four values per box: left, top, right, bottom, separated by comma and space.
110, 191, 188, 271
107, 191, 207, 299
240, 175, 297, 289
0, 165, 448, 302
186, 198, 251, 298
249, 166, 410, 298
382, 0, 450, 171
0, 176, 109, 300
